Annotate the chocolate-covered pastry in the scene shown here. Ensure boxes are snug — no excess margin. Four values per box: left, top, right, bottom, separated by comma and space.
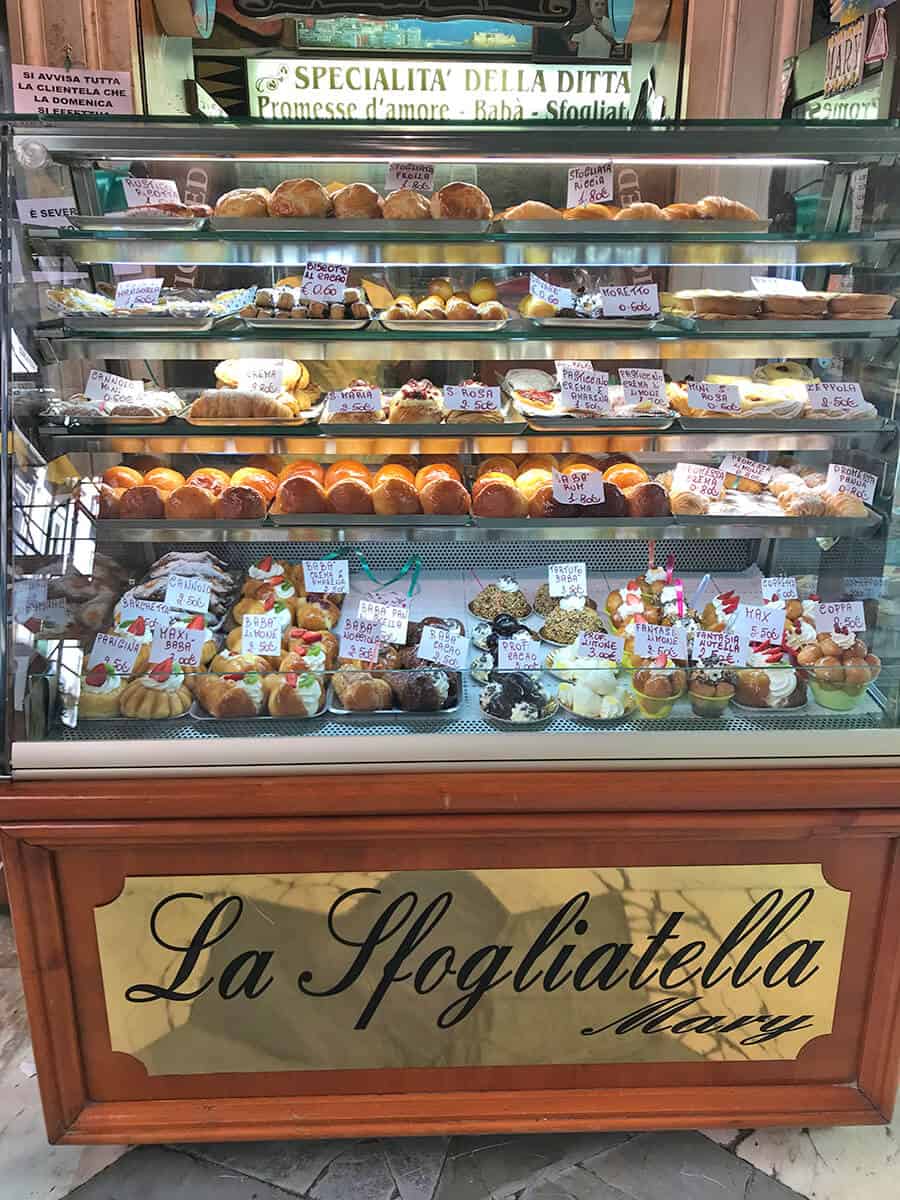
393, 667, 454, 711
479, 671, 556, 722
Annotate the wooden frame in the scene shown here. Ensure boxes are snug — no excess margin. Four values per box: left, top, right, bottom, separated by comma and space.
2, 768, 900, 1144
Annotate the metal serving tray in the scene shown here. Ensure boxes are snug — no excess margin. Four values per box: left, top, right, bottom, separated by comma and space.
524, 414, 673, 431
666, 314, 900, 336
328, 688, 461, 718
40, 408, 180, 425
63, 313, 216, 333
184, 401, 324, 427
189, 700, 326, 722
526, 316, 660, 330
379, 318, 509, 333
492, 219, 772, 235
69, 214, 208, 233
269, 512, 470, 527
210, 217, 491, 234
242, 317, 370, 331
676, 416, 888, 432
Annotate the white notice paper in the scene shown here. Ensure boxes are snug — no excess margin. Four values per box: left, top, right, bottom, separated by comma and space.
122, 178, 181, 207
84, 369, 144, 405
417, 625, 467, 671
241, 612, 283, 658
566, 162, 613, 207
163, 575, 211, 615
599, 284, 660, 318
386, 162, 435, 193
300, 260, 349, 303
113, 277, 163, 309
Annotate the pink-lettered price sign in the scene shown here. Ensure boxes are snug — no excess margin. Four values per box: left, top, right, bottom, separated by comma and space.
530, 274, 574, 309
815, 601, 866, 634
826, 463, 878, 505
761, 576, 799, 602
497, 637, 542, 672
692, 629, 748, 665
302, 558, 349, 593
600, 284, 660, 318
443, 385, 501, 413
162, 575, 211, 615
122, 177, 180, 207
241, 612, 283, 658
672, 463, 726, 498
566, 162, 613, 207
548, 562, 587, 598
619, 367, 668, 410
87, 632, 140, 676
686, 382, 742, 413
300, 260, 349, 303
719, 454, 774, 485
559, 366, 610, 415
325, 386, 381, 416
113, 276, 164, 309
575, 631, 624, 662
552, 468, 606, 506
417, 625, 467, 671
732, 604, 786, 644
386, 161, 435, 193
357, 592, 409, 644
339, 616, 381, 663
151, 624, 206, 667
634, 623, 688, 661
806, 382, 866, 415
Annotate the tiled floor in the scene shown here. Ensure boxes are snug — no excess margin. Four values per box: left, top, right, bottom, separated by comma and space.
0, 910, 896, 1200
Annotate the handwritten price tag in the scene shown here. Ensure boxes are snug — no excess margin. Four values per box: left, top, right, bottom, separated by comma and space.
687, 382, 742, 413
122, 177, 181, 207
552, 468, 606, 506
672, 463, 726, 498
720, 453, 774, 485
163, 575, 211, 615
241, 612, 283, 657
386, 161, 435, 193
84, 369, 145, 405
808, 383, 866, 414
87, 633, 140, 676
13, 578, 47, 622
549, 562, 587, 598
113, 276, 163, 309
761, 576, 798, 602
600, 284, 660, 318
692, 629, 748, 665
325, 386, 381, 416
118, 598, 171, 629
417, 625, 467, 671
235, 359, 285, 394
826, 463, 877, 505
843, 576, 882, 600
815, 601, 866, 633
302, 559, 349, 593
751, 277, 808, 296
339, 616, 380, 663
559, 366, 610, 415
634, 623, 688, 662
566, 162, 613, 207
575, 631, 624, 662
443, 385, 501, 413
357, 594, 409, 644
619, 367, 667, 410
530, 273, 573, 310
497, 637, 542, 671
151, 624, 206, 667
732, 604, 786, 644
300, 260, 349, 303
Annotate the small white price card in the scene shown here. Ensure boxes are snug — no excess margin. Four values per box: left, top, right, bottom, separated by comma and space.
761, 576, 798, 602
807, 383, 866, 415
84, 369, 145, 405
619, 367, 667, 410
16, 196, 77, 227
733, 604, 786, 644
566, 162, 613, 207
339, 616, 380, 663
559, 366, 610, 415
163, 575, 211, 615
686, 382, 742, 413
552, 468, 606, 506
241, 612, 283, 657
13, 578, 47, 622
30, 602, 68, 628
122, 177, 180, 207
600, 284, 660, 318
815, 601, 866, 633
826, 463, 878, 505
575, 631, 624, 662
417, 625, 467, 671
554, 359, 592, 381
548, 562, 587, 598
751, 277, 807, 296
235, 359, 285, 394
151, 624, 206, 667
443, 385, 501, 413
302, 558, 349, 593
87, 632, 140, 676
692, 629, 748, 665
672, 463, 726, 498
634, 623, 688, 662
113, 276, 163, 309
300, 260, 350, 303
720, 454, 774, 485
325, 386, 381, 416
530, 273, 574, 309
386, 161, 435, 193
497, 637, 542, 671
118, 598, 171, 628
357, 592, 409, 644
843, 576, 882, 600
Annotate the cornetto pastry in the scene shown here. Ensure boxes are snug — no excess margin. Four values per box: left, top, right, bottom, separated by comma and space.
332, 182, 382, 219
213, 187, 271, 218
470, 577, 531, 620
430, 181, 493, 221
614, 203, 668, 220
696, 195, 760, 221
564, 203, 617, 220
192, 670, 266, 718
381, 188, 431, 220
502, 201, 563, 220
388, 379, 444, 423
662, 203, 703, 220
267, 178, 331, 218
823, 490, 868, 518
264, 670, 325, 717
828, 292, 896, 319
79, 663, 126, 718
669, 489, 710, 516
119, 658, 192, 718
190, 389, 298, 421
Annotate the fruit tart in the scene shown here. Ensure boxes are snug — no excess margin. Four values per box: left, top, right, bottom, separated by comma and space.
798, 630, 881, 710
192, 670, 267, 718
79, 662, 125, 718
734, 642, 806, 709
264, 670, 325, 717
119, 658, 192, 718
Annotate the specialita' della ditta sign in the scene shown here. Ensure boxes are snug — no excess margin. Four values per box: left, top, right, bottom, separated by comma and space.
247, 59, 632, 123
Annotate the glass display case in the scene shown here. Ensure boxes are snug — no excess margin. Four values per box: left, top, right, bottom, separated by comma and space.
6, 116, 900, 776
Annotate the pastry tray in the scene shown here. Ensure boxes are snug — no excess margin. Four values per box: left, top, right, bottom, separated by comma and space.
184, 401, 323, 427
665, 314, 900, 336
510, 395, 673, 429
318, 413, 527, 437
189, 699, 326, 722
209, 218, 492, 234
492, 219, 772, 234
526, 316, 661, 330
69, 214, 208, 232
676, 415, 888, 432
242, 317, 371, 331
328, 690, 461, 718
557, 700, 635, 724
40, 408, 183, 425
63, 313, 218, 332
379, 318, 509, 332
268, 512, 470, 527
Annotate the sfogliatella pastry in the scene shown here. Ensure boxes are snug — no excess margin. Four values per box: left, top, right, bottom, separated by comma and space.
479, 671, 557, 723
382, 188, 431, 220
192, 670, 266, 718
332, 182, 382, 219
79, 663, 126, 718
469, 576, 531, 619
214, 187, 271, 218
119, 658, 192, 718
267, 178, 331, 218
430, 181, 493, 221
264, 670, 325, 717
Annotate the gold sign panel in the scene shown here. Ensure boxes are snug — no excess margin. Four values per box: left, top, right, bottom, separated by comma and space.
94, 865, 849, 1076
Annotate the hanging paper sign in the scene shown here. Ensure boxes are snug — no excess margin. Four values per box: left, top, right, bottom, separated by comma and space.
417, 625, 467, 672
807, 383, 866, 414
11, 64, 133, 116
241, 612, 283, 658
325, 386, 381, 416
551, 469, 606, 506
16, 196, 77, 227
761, 576, 799, 602
672, 463, 726, 498
566, 162, 613, 207
548, 562, 587, 598
12, 578, 48, 623
302, 559, 349, 593
84, 369, 145, 405
826, 463, 878, 505
692, 629, 748, 665
151, 624, 207, 667
751, 277, 808, 296
122, 178, 181, 207
634, 623, 688, 662
574, 631, 624, 662
357, 595, 409, 644
338, 616, 380, 663
559, 367, 610, 415
300, 260, 349, 303
87, 633, 140, 676
386, 162, 435, 193
619, 368, 667, 410
530, 274, 573, 309
686, 382, 741, 413
719, 454, 774, 485
443, 385, 501, 413
815, 601, 866, 633
732, 604, 786, 645
497, 637, 542, 672
113, 277, 163, 309
865, 8, 889, 65
599, 284, 659, 318
163, 575, 211, 614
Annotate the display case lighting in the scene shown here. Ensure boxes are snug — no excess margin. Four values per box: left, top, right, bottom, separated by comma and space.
94, 155, 829, 168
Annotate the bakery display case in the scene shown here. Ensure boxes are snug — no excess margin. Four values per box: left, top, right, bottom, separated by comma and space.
6, 116, 900, 776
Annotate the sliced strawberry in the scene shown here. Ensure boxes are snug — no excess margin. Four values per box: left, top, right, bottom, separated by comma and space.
186, 614, 205, 630
85, 663, 109, 687
223, 672, 245, 681
653, 654, 668, 668
285, 672, 298, 687
292, 644, 308, 657
257, 556, 273, 573
149, 656, 174, 683
262, 593, 275, 612
301, 630, 322, 643
129, 616, 146, 636
269, 574, 285, 586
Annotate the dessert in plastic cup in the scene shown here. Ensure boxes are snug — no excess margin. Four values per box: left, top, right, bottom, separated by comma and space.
797, 630, 881, 712
631, 657, 686, 719
688, 658, 736, 718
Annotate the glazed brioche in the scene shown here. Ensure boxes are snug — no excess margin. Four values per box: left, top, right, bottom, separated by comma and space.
272, 474, 329, 514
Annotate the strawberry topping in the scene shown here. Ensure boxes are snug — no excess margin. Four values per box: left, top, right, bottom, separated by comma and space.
85, 663, 109, 687
269, 575, 285, 586
186, 614, 205, 630
129, 616, 146, 636
653, 654, 668, 668
285, 672, 298, 687
149, 656, 173, 682
262, 593, 275, 612
717, 591, 739, 614
224, 672, 245, 681
257, 556, 272, 572
301, 630, 322, 643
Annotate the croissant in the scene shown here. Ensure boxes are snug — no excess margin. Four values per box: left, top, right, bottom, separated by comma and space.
697, 195, 760, 221
670, 490, 710, 515
614, 203, 668, 220
564, 203, 617, 220
190, 389, 297, 421
779, 490, 827, 518
663, 203, 703, 220
823, 491, 867, 518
